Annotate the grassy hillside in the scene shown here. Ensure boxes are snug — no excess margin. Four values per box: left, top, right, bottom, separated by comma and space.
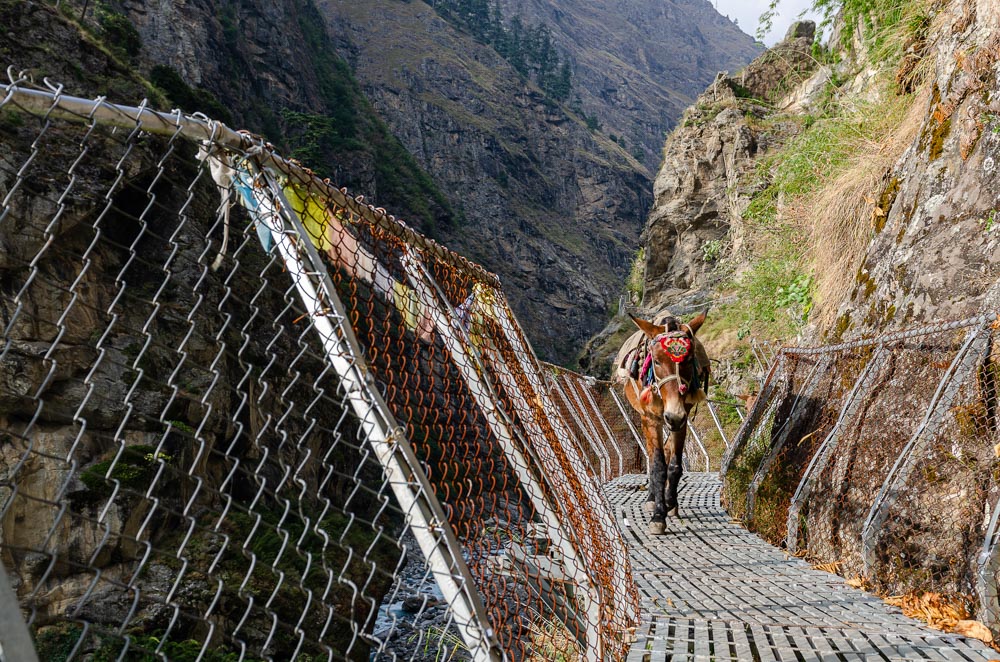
697, 0, 934, 355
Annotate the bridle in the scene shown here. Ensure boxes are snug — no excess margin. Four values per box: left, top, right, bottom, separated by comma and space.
649, 324, 698, 396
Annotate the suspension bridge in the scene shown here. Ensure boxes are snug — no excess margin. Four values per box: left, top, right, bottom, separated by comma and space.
0, 79, 998, 661
613, 474, 996, 660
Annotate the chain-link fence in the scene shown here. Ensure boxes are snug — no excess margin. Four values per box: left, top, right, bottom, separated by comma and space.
722, 314, 1000, 634
538, 361, 745, 481
0, 77, 643, 660
540, 366, 643, 482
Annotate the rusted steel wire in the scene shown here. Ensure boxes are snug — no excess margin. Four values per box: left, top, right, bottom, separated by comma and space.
0, 76, 643, 660
723, 315, 1000, 637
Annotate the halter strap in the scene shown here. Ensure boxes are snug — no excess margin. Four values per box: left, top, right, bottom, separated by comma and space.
653, 372, 689, 392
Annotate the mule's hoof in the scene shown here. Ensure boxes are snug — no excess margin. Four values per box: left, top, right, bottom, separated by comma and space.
643, 501, 655, 515
669, 507, 681, 518
648, 521, 666, 535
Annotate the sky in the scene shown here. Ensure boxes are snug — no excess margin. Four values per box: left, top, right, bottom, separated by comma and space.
711, 0, 821, 46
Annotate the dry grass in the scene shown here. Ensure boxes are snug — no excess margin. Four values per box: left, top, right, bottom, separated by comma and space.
812, 559, 843, 573
526, 614, 583, 662
884, 592, 997, 649
805, 85, 930, 329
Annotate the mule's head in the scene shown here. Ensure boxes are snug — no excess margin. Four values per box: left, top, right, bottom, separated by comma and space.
631, 312, 707, 432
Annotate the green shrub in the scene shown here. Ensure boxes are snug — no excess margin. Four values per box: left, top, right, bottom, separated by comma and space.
79, 444, 170, 496
95, 2, 141, 58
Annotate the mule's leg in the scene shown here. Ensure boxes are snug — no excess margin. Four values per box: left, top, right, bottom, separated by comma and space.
664, 426, 686, 517
644, 421, 658, 515
643, 416, 668, 534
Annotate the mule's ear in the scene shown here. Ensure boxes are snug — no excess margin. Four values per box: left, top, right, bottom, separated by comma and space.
686, 312, 706, 335
629, 313, 664, 339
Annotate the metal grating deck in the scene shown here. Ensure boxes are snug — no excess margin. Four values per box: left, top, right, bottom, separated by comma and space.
607, 473, 999, 661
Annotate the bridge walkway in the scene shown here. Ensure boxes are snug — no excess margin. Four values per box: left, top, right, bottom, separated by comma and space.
607, 473, 998, 661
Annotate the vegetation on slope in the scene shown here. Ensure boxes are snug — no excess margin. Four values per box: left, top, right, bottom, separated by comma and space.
427, 0, 573, 101
699, 0, 934, 356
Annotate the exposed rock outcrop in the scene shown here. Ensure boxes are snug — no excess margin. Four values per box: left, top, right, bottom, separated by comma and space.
634, 1, 1000, 343
831, 1, 1000, 337
641, 23, 821, 315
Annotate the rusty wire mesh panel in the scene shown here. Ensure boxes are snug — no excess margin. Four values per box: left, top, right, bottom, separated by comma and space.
560, 373, 622, 480
542, 369, 606, 482
0, 90, 418, 660
589, 386, 646, 477
540, 366, 649, 481
481, 303, 639, 659
720, 355, 791, 521
302, 185, 616, 659
722, 316, 1000, 632
739, 346, 873, 546
863, 324, 997, 598
805, 330, 970, 581
0, 80, 641, 660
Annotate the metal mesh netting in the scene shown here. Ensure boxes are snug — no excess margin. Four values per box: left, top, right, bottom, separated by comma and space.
540, 367, 646, 481
722, 316, 1000, 632
0, 79, 640, 660
540, 362, 745, 480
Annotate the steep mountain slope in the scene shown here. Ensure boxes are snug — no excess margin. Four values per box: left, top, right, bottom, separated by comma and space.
317, 0, 654, 362
23, 0, 760, 364
312, 0, 761, 362
119, 0, 456, 235
493, 0, 763, 171
585, 0, 1000, 381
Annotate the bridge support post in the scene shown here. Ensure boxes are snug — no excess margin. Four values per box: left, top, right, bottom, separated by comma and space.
577, 381, 626, 477
609, 386, 647, 471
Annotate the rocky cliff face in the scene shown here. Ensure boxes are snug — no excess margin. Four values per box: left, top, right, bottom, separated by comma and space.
643, 26, 821, 313
120, 0, 456, 234
494, 0, 763, 172
831, 0, 1000, 337
630, 0, 1000, 350
580, 25, 820, 375
316, 0, 657, 363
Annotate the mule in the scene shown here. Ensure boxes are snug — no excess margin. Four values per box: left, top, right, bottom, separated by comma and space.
614, 312, 710, 534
